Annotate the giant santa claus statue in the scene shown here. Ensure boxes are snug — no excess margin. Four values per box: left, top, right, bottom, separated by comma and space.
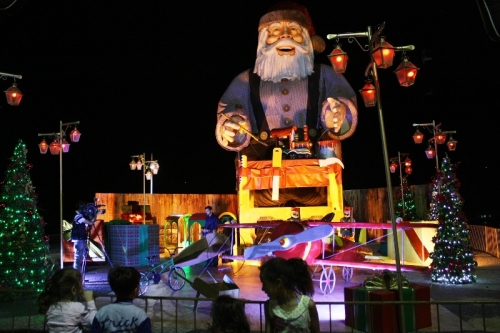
215, 1, 358, 210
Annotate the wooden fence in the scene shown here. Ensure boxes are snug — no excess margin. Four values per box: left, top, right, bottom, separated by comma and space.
96, 184, 430, 243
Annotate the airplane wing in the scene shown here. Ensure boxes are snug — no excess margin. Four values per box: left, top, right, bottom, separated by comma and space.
244, 224, 333, 259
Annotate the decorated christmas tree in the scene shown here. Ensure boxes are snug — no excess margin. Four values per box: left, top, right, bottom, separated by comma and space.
0, 139, 54, 295
395, 176, 417, 221
429, 155, 476, 284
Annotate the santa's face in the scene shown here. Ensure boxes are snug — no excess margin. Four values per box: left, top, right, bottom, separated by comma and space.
266, 21, 304, 55
254, 19, 314, 82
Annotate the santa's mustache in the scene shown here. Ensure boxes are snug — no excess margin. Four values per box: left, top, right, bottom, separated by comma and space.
261, 38, 310, 56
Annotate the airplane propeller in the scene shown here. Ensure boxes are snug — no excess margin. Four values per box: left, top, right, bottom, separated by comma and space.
244, 224, 334, 260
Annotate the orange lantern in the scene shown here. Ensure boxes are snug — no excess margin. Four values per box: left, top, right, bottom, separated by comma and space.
49, 140, 61, 155
413, 129, 424, 144
328, 44, 349, 74
390, 161, 398, 173
4, 82, 23, 106
446, 136, 458, 151
39, 139, 49, 154
394, 56, 419, 87
435, 131, 447, 144
371, 37, 395, 69
359, 80, 377, 107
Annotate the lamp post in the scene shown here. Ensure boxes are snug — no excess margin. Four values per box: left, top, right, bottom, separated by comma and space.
38, 121, 82, 269
327, 22, 417, 332
0, 71, 23, 106
145, 154, 160, 194
389, 152, 412, 218
129, 153, 159, 223
412, 121, 457, 171
389, 152, 412, 265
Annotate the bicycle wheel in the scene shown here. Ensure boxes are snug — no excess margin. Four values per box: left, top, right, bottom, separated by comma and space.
167, 267, 186, 291
139, 272, 150, 295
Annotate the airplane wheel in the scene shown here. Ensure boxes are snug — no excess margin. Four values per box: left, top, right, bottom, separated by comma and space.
168, 267, 186, 291
139, 272, 150, 296
319, 266, 336, 295
342, 267, 354, 281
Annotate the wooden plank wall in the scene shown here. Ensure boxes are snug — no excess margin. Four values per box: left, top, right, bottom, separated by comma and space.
96, 184, 430, 241
343, 185, 430, 240
95, 193, 239, 225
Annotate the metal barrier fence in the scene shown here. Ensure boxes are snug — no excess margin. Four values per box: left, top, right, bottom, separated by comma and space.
1, 289, 499, 332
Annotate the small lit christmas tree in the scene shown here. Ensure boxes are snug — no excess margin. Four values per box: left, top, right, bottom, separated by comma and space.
0, 139, 54, 295
395, 176, 417, 221
429, 155, 476, 284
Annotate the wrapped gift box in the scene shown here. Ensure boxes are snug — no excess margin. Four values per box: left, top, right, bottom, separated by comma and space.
107, 224, 159, 266
344, 270, 431, 333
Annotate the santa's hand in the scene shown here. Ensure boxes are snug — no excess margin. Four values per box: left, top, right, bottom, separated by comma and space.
324, 97, 347, 133
221, 119, 247, 146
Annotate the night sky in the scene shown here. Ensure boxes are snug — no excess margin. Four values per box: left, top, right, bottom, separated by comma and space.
1, 1, 498, 235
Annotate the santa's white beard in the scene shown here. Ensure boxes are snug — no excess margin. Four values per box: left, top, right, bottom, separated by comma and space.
254, 33, 314, 83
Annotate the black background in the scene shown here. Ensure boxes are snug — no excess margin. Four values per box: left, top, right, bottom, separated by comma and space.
1, 1, 498, 234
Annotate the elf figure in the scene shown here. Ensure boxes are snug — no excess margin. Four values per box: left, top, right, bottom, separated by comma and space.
340, 206, 355, 239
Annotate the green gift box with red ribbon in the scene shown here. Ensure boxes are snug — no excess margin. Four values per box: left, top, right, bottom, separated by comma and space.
344, 270, 431, 332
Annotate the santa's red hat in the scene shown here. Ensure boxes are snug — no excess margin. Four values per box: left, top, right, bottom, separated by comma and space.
258, 1, 326, 53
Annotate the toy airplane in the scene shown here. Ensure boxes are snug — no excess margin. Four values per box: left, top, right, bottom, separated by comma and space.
244, 224, 334, 259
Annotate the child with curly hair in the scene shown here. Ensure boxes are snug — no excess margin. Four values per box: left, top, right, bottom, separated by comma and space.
259, 257, 320, 333
209, 295, 250, 333
38, 267, 96, 333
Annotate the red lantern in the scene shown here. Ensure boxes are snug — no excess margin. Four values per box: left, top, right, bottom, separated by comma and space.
4, 82, 23, 106
390, 161, 398, 173
413, 129, 424, 144
39, 139, 49, 154
69, 127, 81, 142
435, 131, 447, 144
328, 44, 349, 74
49, 140, 61, 155
405, 166, 413, 175
359, 80, 377, 107
394, 57, 419, 87
404, 157, 412, 167
447, 136, 458, 151
371, 37, 395, 69
425, 145, 436, 159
